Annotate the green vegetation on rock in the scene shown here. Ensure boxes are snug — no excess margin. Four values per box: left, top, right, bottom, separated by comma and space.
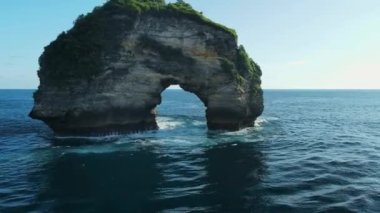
110, 0, 237, 39
219, 45, 262, 91
219, 58, 245, 87
164, 2, 237, 39
236, 45, 263, 91
237, 45, 262, 78
112, 0, 166, 13
39, 4, 134, 85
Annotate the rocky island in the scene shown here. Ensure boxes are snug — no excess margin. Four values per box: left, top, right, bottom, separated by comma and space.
29, 0, 264, 135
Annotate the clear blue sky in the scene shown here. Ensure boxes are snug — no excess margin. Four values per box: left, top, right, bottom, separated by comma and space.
1, 0, 379, 89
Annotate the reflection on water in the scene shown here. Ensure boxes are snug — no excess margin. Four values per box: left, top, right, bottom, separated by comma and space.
202, 142, 266, 212
36, 148, 161, 212
30, 139, 266, 212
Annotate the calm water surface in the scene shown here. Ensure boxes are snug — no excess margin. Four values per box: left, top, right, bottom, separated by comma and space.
0, 89, 379, 212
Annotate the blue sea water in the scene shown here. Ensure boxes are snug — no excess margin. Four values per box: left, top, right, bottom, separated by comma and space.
0, 89, 380, 212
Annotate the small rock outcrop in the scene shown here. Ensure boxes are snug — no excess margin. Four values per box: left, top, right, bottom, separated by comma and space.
30, 0, 264, 135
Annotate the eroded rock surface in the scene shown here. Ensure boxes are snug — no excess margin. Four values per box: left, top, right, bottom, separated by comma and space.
30, 0, 264, 135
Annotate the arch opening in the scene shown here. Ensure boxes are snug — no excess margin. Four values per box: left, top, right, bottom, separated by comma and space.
156, 85, 206, 131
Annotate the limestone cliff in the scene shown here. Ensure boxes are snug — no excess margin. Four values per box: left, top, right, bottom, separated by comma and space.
30, 0, 264, 135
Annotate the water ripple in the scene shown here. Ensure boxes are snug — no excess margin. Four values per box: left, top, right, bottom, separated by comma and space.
1, 90, 380, 212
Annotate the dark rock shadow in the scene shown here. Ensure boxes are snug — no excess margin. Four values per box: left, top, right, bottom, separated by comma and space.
147, 141, 269, 212
27, 139, 268, 212
202, 141, 269, 212
33, 148, 162, 212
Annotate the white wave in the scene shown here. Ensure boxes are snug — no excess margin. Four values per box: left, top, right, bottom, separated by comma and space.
220, 126, 256, 136
255, 116, 280, 127
255, 118, 267, 128
192, 120, 206, 126
157, 116, 184, 130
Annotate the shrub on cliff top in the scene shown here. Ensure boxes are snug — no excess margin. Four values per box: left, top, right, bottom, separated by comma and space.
109, 0, 237, 39
39, 4, 129, 85
237, 45, 262, 78
111, 0, 166, 12
165, 2, 237, 39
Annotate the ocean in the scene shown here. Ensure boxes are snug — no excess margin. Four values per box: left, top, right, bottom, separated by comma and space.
0, 89, 379, 212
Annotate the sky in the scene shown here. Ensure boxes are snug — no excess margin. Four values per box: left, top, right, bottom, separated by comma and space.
0, 0, 379, 89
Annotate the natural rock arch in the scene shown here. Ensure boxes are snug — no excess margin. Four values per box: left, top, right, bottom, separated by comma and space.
30, 0, 264, 135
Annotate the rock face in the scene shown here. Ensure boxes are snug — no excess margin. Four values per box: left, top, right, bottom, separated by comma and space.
30, 0, 264, 135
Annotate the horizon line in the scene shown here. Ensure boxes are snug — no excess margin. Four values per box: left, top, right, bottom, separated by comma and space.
1, 88, 380, 90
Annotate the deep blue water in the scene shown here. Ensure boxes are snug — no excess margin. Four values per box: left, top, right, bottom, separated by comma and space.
0, 89, 380, 212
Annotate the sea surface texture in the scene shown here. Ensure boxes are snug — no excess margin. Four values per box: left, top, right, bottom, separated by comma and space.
0, 89, 379, 212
